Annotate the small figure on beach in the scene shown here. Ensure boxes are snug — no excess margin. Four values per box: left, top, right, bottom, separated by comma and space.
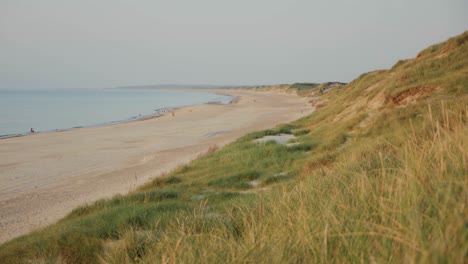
172, 111, 175, 117
30, 128, 35, 133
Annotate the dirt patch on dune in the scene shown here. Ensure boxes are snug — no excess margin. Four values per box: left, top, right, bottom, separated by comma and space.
386, 86, 435, 106
368, 91, 387, 109
368, 86, 436, 109
436, 47, 450, 59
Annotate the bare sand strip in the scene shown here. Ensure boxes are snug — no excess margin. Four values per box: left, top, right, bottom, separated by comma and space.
0, 89, 313, 243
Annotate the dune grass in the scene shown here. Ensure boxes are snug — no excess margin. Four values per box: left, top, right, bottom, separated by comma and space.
0, 32, 466, 263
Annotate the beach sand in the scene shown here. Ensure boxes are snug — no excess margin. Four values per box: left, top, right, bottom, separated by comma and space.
0, 89, 313, 243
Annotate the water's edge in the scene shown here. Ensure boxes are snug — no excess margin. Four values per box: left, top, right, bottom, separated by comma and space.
0, 90, 236, 140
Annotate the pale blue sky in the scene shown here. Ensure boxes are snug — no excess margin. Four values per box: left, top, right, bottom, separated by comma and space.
1, 0, 467, 89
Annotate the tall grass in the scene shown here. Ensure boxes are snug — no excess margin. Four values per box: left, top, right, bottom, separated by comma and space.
128, 102, 466, 264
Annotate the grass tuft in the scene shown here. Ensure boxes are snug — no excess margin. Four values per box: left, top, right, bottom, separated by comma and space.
208, 171, 262, 189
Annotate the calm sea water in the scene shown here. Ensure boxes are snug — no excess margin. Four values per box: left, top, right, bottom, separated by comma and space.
0, 89, 232, 137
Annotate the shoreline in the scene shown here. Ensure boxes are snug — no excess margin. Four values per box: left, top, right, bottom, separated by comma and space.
0, 89, 313, 244
0, 89, 236, 140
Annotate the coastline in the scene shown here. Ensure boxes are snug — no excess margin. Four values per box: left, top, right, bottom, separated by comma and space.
0, 89, 236, 140
0, 89, 313, 244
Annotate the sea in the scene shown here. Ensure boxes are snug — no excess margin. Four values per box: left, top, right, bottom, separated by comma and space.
0, 89, 233, 138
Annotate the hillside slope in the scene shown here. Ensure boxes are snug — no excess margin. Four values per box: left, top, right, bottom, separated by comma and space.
0, 32, 467, 263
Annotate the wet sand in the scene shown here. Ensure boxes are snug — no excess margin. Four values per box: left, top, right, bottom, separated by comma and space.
0, 89, 313, 243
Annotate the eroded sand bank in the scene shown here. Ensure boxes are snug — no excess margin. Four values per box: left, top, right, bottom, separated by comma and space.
0, 89, 313, 243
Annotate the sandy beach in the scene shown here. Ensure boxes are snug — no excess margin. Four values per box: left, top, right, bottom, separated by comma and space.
0, 89, 313, 244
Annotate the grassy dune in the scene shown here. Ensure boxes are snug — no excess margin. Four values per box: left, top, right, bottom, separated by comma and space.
1, 32, 467, 263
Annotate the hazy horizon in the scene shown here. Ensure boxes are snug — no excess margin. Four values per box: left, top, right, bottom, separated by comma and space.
1, 0, 467, 90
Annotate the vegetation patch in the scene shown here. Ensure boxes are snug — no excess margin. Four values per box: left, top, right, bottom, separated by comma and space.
293, 129, 310, 136
262, 172, 292, 186
65, 190, 179, 219
286, 141, 317, 152
290, 82, 320, 91
138, 175, 182, 191
208, 171, 262, 189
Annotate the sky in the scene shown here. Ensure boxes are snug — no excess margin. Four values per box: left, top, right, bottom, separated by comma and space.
1, 0, 467, 89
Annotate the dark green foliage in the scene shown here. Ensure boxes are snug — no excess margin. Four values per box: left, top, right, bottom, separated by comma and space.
263, 173, 291, 185
287, 142, 317, 152
290, 83, 320, 90
66, 190, 179, 219
138, 176, 182, 191
293, 129, 310, 137
208, 171, 261, 189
